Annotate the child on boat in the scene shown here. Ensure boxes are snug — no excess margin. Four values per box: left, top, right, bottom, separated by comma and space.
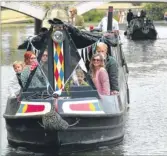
76, 69, 88, 86
71, 69, 88, 86
8, 61, 24, 98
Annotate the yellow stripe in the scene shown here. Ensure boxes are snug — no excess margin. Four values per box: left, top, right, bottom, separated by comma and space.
89, 103, 95, 111
22, 104, 28, 113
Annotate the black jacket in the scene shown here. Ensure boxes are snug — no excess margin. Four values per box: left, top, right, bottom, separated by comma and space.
127, 12, 133, 22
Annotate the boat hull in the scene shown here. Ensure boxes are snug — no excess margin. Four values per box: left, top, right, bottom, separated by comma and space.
130, 28, 157, 40
5, 113, 125, 154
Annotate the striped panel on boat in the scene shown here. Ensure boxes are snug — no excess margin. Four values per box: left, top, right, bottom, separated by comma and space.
54, 41, 64, 91
62, 100, 105, 114
16, 101, 51, 116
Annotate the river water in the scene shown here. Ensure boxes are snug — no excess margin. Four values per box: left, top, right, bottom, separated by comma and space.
1, 23, 167, 156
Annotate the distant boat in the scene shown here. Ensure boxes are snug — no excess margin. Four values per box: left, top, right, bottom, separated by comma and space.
124, 17, 157, 40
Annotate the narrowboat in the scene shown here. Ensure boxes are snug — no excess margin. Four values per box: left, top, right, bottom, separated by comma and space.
124, 17, 157, 40
3, 7, 130, 154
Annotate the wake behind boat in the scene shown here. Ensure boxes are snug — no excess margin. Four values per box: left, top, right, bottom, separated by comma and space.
3, 7, 130, 154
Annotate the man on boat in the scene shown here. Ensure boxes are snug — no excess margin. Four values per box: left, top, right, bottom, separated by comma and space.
69, 7, 85, 29
140, 10, 146, 18
127, 9, 134, 26
96, 42, 119, 95
97, 11, 119, 34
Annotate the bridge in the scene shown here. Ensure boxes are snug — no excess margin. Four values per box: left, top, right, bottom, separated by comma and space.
1, 1, 166, 33
1, 1, 46, 20
2, 1, 166, 19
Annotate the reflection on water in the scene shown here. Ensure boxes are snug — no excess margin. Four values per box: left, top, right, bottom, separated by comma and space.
1, 24, 34, 65
1, 24, 167, 156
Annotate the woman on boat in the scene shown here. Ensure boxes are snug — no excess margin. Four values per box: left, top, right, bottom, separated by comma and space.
41, 50, 48, 76
89, 53, 110, 96
21, 51, 46, 89
96, 42, 119, 95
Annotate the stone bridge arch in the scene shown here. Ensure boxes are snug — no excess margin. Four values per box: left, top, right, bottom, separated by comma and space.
1, 1, 47, 20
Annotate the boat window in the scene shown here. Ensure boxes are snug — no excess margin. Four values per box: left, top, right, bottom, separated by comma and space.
67, 67, 92, 88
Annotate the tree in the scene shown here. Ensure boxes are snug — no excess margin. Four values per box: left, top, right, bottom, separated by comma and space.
143, 3, 167, 20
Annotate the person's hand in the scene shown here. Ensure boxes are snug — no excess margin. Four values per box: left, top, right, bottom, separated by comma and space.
30, 61, 38, 71
16, 95, 21, 102
110, 90, 119, 95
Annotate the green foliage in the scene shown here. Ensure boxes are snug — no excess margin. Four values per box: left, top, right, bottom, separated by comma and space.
83, 9, 119, 23
83, 9, 106, 23
64, 80, 72, 96
113, 15, 119, 22
143, 3, 167, 20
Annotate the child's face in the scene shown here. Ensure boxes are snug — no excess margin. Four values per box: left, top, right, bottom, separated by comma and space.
14, 64, 23, 73
77, 73, 84, 84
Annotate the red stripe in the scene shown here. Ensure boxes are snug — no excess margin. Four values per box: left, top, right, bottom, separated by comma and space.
69, 103, 91, 111
26, 105, 45, 113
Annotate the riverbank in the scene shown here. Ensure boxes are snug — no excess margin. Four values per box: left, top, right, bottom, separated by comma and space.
1, 10, 33, 24
2, 10, 166, 28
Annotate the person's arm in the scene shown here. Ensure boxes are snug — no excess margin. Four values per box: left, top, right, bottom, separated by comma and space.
107, 60, 119, 92
80, 16, 84, 28
127, 13, 129, 21
76, 16, 85, 29
97, 18, 103, 30
8, 75, 21, 97
114, 20, 119, 31
99, 69, 110, 95
8, 77, 17, 97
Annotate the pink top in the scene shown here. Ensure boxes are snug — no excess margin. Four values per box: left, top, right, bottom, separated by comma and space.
92, 67, 110, 95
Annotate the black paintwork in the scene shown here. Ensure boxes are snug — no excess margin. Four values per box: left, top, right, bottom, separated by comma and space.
4, 16, 129, 153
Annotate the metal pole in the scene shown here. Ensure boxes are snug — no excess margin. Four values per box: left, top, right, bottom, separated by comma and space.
34, 18, 42, 35
48, 36, 54, 90
107, 6, 113, 32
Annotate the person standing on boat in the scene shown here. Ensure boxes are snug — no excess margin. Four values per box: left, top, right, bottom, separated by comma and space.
127, 9, 134, 26
8, 61, 24, 97
68, 7, 85, 29
97, 11, 119, 34
96, 42, 119, 95
21, 51, 46, 89
140, 10, 146, 18
90, 53, 110, 96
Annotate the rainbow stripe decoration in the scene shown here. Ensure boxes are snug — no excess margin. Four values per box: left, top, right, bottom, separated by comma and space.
53, 42, 64, 92
62, 100, 105, 114
16, 101, 51, 116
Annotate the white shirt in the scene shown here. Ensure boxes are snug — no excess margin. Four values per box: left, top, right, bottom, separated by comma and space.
97, 16, 119, 32
8, 75, 21, 97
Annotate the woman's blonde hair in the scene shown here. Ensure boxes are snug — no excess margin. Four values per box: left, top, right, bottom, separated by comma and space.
89, 53, 105, 76
13, 61, 25, 69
